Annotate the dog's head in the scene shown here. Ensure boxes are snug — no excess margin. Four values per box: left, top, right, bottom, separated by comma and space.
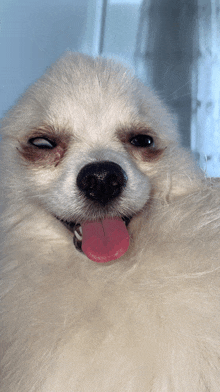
1, 53, 200, 262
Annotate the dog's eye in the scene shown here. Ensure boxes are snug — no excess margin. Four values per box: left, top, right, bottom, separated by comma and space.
29, 137, 56, 149
129, 134, 154, 148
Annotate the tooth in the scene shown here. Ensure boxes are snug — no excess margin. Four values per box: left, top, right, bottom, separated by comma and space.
74, 225, 82, 241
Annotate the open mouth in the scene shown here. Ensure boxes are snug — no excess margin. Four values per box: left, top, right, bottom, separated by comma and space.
57, 216, 131, 262
55, 219, 83, 252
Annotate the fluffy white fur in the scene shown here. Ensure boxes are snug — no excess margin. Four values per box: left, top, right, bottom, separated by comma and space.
1, 52, 220, 391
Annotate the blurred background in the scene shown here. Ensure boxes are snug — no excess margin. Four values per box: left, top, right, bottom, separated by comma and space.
1, 0, 220, 176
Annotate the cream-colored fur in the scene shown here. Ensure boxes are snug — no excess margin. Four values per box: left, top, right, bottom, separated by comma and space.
1, 52, 220, 391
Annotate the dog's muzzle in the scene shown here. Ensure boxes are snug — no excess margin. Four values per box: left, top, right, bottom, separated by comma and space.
58, 161, 131, 262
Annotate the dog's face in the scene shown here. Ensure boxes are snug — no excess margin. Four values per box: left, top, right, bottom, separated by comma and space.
1, 53, 180, 262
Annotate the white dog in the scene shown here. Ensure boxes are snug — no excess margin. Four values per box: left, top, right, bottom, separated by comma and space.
1, 52, 220, 391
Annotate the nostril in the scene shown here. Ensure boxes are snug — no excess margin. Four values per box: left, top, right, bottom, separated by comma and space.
76, 161, 127, 205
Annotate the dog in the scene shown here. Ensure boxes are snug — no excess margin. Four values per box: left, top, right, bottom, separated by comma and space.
1, 52, 220, 391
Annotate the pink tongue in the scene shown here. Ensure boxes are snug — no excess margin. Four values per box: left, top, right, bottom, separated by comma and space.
81, 218, 129, 263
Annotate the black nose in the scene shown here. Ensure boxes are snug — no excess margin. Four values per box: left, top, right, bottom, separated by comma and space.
76, 161, 127, 206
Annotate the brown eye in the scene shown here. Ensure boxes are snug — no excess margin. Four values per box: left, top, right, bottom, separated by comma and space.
130, 135, 154, 148
29, 137, 56, 149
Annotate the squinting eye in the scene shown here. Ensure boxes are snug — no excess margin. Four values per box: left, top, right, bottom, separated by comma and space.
29, 137, 56, 149
129, 134, 154, 148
